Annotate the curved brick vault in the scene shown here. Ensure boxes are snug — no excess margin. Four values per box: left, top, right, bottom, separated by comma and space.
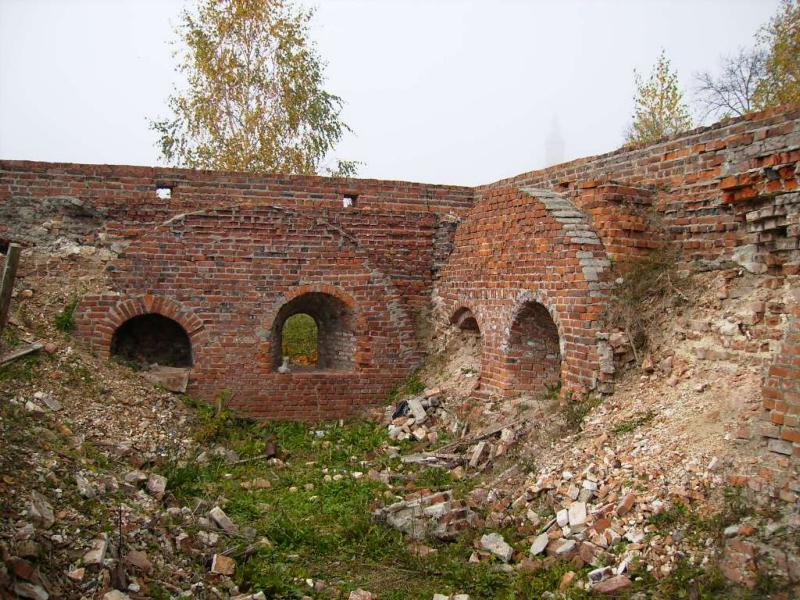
436, 187, 613, 397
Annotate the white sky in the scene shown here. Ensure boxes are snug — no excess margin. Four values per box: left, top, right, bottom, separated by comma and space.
0, 0, 781, 186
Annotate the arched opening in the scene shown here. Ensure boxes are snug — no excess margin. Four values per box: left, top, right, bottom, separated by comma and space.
281, 313, 319, 368
110, 314, 192, 368
506, 301, 561, 396
272, 292, 355, 372
439, 307, 482, 394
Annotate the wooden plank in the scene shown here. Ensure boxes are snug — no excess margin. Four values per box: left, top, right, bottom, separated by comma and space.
0, 343, 43, 366
0, 244, 21, 333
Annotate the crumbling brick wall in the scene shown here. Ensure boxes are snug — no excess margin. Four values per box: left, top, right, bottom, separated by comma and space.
2, 106, 799, 422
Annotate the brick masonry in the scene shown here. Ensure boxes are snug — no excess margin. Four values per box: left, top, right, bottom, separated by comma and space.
0, 106, 799, 430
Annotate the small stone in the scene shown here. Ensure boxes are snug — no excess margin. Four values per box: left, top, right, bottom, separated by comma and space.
469, 441, 488, 468
13, 583, 48, 600
124, 470, 147, 485
553, 539, 576, 557
407, 398, 427, 423
103, 592, 131, 600
556, 508, 569, 527
559, 571, 576, 591
209, 506, 238, 534
29, 492, 54, 529
67, 567, 85, 581
593, 575, 631, 594
568, 501, 587, 527
530, 533, 549, 556
75, 473, 96, 498
480, 532, 514, 562
210, 553, 236, 576
723, 525, 739, 538
616, 492, 636, 516
588, 566, 613, 582
146, 474, 167, 498
767, 439, 793, 456
83, 536, 108, 565
348, 590, 374, 600
124, 549, 152, 573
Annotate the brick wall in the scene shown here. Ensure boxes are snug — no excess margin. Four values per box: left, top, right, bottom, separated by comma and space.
2, 106, 800, 421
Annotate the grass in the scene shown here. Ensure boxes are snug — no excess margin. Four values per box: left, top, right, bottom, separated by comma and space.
54, 297, 79, 332
281, 313, 318, 366
159, 398, 608, 599
387, 369, 426, 403
561, 392, 602, 432
605, 248, 689, 360
612, 410, 656, 435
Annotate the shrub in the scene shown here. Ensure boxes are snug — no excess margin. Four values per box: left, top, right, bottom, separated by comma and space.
54, 298, 79, 332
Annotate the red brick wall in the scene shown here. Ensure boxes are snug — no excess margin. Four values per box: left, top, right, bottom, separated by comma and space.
2, 106, 800, 420
435, 187, 612, 398
762, 301, 800, 457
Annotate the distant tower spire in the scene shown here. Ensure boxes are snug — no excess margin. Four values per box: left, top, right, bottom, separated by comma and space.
545, 115, 565, 167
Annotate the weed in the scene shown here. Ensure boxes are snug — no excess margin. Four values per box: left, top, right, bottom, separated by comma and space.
1, 325, 21, 348
648, 501, 688, 528
0, 354, 42, 383
561, 393, 602, 432
460, 367, 478, 375
54, 297, 79, 332
612, 410, 656, 434
604, 248, 689, 361
387, 369, 426, 403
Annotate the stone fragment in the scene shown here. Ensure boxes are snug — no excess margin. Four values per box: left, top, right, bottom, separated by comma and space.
550, 538, 576, 557
124, 549, 152, 573
348, 590, 374, 600
568, 501, 587, 527
146, 473, 167, 498
209, 506, 238, 534
593, 575, 631, 594
616, 492, 636, 516
103, 592, 131, 600
469, 441, 488, 468
556, 508, 569, 527
210, 553, 236, 576
588, 566, 613, 582
83, 536, 108, 565
124, 470, 147, 485
480, 532, 514, 562
34, 391, 61, 411
767, 439, 793, 456
142, 365, 189, 393
559, 571, 576, 591
67, 567, 85, 581
29, 492, 54, 529
13, 582, 48, 600
407, 398, 427, 423
75, 473, 96, 498
529, 533, 549, 556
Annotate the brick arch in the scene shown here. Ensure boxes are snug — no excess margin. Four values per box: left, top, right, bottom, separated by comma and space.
498, 290, 564, 396
79, 294, 206, 363
264, 285, 365, 371
435, 186, 613, 398
450, 304, 482, 332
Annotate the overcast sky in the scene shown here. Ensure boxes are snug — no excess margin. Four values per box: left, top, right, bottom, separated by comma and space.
0, 0, 781, 186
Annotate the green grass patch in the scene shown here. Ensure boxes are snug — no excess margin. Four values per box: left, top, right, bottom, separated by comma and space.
387, 369, 426, 403
0, 354, 42, 383
281, 313, 317, 366
612, 410, 656, 435
54, 297, 79, 332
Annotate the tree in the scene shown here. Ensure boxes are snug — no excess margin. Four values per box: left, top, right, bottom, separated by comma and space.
754, 0, 800, 109
151, 0, 358, 176
695, 47, 766, 121
625, 50, 693, 144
